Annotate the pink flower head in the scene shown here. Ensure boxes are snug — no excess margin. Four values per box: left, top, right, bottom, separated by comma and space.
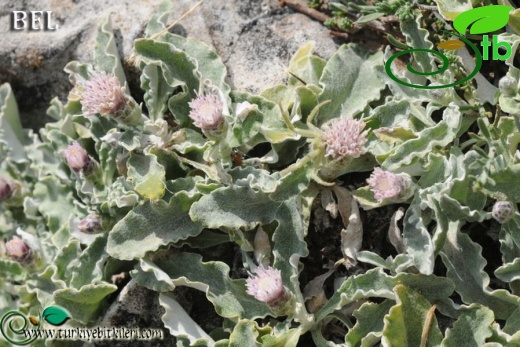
0, 176, 13, 201
81, 72, 126, 116
6, 236, 32, 263
62, 142, 89, 171
188, 94, 224, 130
367, 167, 405, 201
246, 266, 285, 305
323, 117, 368, 159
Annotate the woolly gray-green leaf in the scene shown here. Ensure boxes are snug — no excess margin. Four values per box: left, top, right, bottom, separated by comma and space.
107, 192, 203, 260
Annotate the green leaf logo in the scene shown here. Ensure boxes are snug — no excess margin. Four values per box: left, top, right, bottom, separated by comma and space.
453, 5, 513, 35
42, 306, 71, 326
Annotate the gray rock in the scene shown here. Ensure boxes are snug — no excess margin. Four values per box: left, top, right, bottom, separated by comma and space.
0, 0, 338, 129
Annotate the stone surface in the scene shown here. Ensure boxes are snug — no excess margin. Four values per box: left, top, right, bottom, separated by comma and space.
1, 0, 338, 131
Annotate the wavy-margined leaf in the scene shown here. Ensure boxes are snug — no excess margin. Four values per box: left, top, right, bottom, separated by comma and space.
134, 39, 200, 127
53, 282, 117, 324
440, 226, 520, 320
94, 16, 126, 85
140, 63, 176, 121
433, 0, 472, 20
345, 300, 394, 346
287, 41, 326, 87
107, 191, 203, 260
402, 199, 435, 275
159, 34, 231, 96
495, 258, 520, 283
229, 320, 260, 347
33, 177, 75, 234
0, 83, 27, 162
127, 152, 166, 200
69, 235, 108, 288
316, 44, 384, 125
315, 268, 454, 322
382, 104, 461, 172
441, 304, 494, 347
453, 5, 513, 35
159, 292, 215, 346
153, 252, 272, 320
382, 285, 443, 347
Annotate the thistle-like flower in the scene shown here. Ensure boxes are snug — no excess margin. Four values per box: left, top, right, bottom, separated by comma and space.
78, 214, 103, 234
62, 142, 90, 172
5, 236, 32, 264
492, 201, 515, 224
188, 94, 224, 131
323, 117, 368, 159
246, 266, 286, 306
80, 72, 126, 116
367, 167, 406, 202
0, 176, 13, 201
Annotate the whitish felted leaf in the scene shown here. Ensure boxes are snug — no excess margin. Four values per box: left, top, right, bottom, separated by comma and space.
127, 152, 166, 200
382, 285, 443, 347
287, 42, 326, 87
94, 16, 126, 85
229, 320, 260, 347
440, 226, 520, 320
382, 105, 462, 172
481, 163, 520, 202
315, 268, 454, 321
433, 0, 472, 20
495, 258, 520, 283
190, 185, 280, 230
441, 304, 494, 347
131, 258, 176, 292
0, 259, 26, 281
230, 90, 293, 149
345, 300, 394, 346
261, 328, 301, 347
140, 63, 176, 121
400, 15, 436, 74
159, 292, 215, 346
0, 83, 26, 162
159, 34, 231, 95
107, 192, 203, 260
134, 39, 200, 127
403, 199, 435, 275
33, 177, 75, 234
69, 235, 108, 288
53, 282, 117, 324
317, 44, 384, 125
153, 252, 272, 320
272, 199, 310, 299
504, 306, 520, 335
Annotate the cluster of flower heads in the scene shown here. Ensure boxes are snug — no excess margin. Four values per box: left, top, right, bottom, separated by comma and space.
80, 71, 126, 116
323, 116, 368, 159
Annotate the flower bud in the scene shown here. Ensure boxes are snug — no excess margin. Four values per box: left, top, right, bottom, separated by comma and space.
5, 236, 32, 264
492, 201, 515, 224
77, 214, 103, 234
323, 117, 368, 160
0, 176, 13, 201
499, 76, 518, 97
81, 72, 126, 116
62, 142, 90, 171
367, 167, 408, 202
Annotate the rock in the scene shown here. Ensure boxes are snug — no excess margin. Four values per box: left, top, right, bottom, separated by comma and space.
1, 0, 338, 130
87, 279, 176, 347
